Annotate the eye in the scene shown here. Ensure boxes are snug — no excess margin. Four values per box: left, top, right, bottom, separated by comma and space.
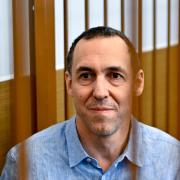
107, 72, 125, 85
110, 72, 124, 79
79, 73, 93, 79
78, 72, 95, 85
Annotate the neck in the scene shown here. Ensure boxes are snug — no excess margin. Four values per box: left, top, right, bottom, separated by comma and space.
76, 118, 131, 172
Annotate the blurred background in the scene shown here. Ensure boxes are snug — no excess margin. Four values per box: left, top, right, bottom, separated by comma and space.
0, 0, 179, 171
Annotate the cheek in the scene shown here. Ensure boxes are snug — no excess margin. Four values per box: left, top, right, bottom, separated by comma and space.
72, 86, 92, 103
111, 86, 133, 106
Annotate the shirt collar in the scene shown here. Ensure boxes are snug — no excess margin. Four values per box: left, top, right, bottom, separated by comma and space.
65, 116, 146, 168
117, 117, 145, 167
65, 116, 88, 168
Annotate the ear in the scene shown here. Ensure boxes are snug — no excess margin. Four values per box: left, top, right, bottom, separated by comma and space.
134, 69, 144, 96
65, 71, 73, 96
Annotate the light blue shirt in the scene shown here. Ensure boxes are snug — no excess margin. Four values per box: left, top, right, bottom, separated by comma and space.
1, 116, 180, 180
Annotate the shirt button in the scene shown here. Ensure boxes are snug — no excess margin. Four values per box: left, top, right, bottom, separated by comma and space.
86, 158, 91, 163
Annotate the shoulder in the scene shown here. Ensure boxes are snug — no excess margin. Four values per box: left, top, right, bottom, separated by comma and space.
136, 120, 180, 169
7, 118, 73, 161
1, 118, 76, 178
138, 121, 180, 148
137, 121, 180, 176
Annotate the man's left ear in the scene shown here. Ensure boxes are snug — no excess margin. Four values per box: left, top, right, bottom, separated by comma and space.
134, 69, 144, 96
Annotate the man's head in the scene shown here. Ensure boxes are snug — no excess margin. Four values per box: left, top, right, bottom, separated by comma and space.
66, 26, 141, 75
65, 26, 144, 137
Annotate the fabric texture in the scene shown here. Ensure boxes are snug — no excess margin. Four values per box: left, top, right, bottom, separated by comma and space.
1, 116, 180, 180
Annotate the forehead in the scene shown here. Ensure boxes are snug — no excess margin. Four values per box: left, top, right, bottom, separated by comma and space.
72, 37, 131, 72
74, 36, 129, 58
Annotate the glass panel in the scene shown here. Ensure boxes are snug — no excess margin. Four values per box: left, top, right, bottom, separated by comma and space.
89, 0, 104, 28
142, 0, 153, 52
55, 0, 64, 70
68, 0, 85, 49
170, 0, 179, 45
0, 0, 14, 82
124, 0, 139, 49
107, 0, 121, 30
156, 0, 168, 49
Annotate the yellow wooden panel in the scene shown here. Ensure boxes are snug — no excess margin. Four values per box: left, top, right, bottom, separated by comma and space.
56, 69, 65, 121
154, 48, 168, 131
66, 96, 76, 119
168, 45, 178, 138
140, 51, 153, 125
0, 81, 11, 171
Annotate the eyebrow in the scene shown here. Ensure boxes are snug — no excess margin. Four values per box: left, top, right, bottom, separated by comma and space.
76, 66, 93, 73
75, 66, 128, 76
107, 66, 126, 72
107, 66, 128, 77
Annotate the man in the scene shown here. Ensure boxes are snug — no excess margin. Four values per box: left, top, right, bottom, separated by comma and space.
1, 26, 180, 179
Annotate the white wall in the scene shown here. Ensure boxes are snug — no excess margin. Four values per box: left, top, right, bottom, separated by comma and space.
55, 0, 64, 69
0, 0, 14, 82
0, 1, 178, 80
54, 0, 179, 69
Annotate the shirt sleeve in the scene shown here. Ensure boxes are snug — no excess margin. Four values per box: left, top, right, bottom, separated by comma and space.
0, 151, 18, 180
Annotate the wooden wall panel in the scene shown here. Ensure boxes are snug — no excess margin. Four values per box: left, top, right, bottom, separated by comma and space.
140, 51, 154, 125
154, 48, 168, 131
168, 45, 179, 137
140, 46, 179, 139
0, 81, 11, 170
56, 70, 65, 121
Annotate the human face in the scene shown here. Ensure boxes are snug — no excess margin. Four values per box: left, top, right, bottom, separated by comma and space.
66, 37, 143, 137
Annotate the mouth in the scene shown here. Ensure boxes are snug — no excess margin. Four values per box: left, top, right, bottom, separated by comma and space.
88, 107, 115, 112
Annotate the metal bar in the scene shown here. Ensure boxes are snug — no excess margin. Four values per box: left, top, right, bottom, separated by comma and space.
152, 0, 156, 127
29, 0, 37, 134
12, 0, 36, 178
64, 0, 68, 119
121, 0, 124, 32
104, 0, 108, 26
178, 0, 180, 139
138, 0, 142, 55
85, 0, 89, 30
34, 0, 57, 130
167, 0, 171, 133
138, 0, 142, 119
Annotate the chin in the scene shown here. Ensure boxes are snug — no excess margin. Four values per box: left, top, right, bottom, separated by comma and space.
89, 121, 118, 136
91, 126, 117, 136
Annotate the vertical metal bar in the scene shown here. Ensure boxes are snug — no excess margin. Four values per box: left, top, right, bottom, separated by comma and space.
138, 0, 142, 55
104, 0, 108, 26
64, 0, 68, 60
121, 0, 124, 32
138, 0, 142, 119
131, 0, 137, 46
85, 0, 89, 30
178, 0, 180, 139
12, 0, 34, 146
152, 0, 156, 127
64, 0, 68, 119
131, 0, 140, 118
167, 0, 171, 133
29, 0, 37, 134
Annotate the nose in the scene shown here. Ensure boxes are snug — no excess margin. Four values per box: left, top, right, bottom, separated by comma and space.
92, 76, 109, 100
